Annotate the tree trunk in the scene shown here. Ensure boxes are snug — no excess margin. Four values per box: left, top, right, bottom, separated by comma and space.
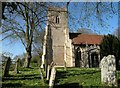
24, 3, 34, 68
23, 3, 31, 68
24, 47, 32, 68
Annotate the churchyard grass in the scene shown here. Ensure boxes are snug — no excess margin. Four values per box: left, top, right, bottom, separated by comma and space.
2, 65, 120, 87
2, 65, 48, 87
117, 71, 120, 79
55, 67, 120, 87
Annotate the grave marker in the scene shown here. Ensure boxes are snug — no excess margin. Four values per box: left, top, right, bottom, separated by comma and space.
4, 57, 11, 77
100, 55, 116, 86
49, 66, 56, 88
14, 58, 19, 74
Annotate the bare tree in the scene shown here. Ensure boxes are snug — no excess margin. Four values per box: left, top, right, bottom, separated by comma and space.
67, 2, 118, 32
1, 2, 118, 68
1, 2, 48, 68
32, 29, 44, 67
114, 27, 120, 40
76, 28, 94, 34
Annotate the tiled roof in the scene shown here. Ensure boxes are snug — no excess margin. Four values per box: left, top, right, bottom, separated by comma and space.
69, 33, 103, 45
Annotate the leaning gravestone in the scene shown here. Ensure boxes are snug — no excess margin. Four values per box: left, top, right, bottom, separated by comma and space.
4, 57, 11, 77
100, 55, 116, 86
47, 62, 54, 80
14, 58, 19, 74
49, 66, 56, 88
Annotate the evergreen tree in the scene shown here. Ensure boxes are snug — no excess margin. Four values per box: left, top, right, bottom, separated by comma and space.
100, 34, 120, 70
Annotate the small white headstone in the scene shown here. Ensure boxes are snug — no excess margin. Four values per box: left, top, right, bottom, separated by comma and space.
49, 66, 56, 88
100, 55, 116, 86
47, 65, 50, 80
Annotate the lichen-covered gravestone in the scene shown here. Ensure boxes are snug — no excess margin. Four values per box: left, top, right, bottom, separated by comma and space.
100, 55, 116, 86
4, 57, 11, 77
14, 58, 19, 74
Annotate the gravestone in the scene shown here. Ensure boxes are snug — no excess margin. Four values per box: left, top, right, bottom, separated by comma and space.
14, 58, 19, 74
49, 66, 56, 88
47, 62, 54, 80
4, 57, 11, 77
100, 55, 116, 86
47, 65, 50, 80
39, 66, 45, 85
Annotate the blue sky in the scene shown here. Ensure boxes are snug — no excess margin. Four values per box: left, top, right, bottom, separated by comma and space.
0, 2, 118, 58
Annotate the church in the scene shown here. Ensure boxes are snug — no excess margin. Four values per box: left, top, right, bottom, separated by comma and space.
41, 7, 103, 68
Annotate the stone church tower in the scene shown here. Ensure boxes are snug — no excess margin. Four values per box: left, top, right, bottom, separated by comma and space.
41, 7, 73, 68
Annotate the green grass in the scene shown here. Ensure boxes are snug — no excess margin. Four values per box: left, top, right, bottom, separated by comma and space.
2, 65, 120, 88
2, 66, 48, 87
55, 67, 120, 87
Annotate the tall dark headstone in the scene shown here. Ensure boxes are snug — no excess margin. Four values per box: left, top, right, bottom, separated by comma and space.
4, 57, 11, 77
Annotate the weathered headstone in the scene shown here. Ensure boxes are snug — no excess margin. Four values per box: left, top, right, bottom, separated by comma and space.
4, 57, 11, 77
47, 62, 54, 80
49, 66, 56, 88
100, 55, 116, 86
47, 65, 50, 80
14, 58, 19, 74
39, 66, 45, 85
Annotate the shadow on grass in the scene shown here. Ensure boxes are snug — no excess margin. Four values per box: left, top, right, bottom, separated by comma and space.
56, 70, 100, 82
54, 83, 118, 88
55, 69, 101, 87
2, 83, 23, 87
2, 74, 41, 81
2, 83, 49, 88
56, 71, 68, 79
18, 67, 35, 71
2, 67, 46, 87
118, 79, 120, 88
2, 76, 44, 87
54, 83, 80, 88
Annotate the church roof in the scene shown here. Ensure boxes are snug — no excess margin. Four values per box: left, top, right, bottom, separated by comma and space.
69, 33, 103, 45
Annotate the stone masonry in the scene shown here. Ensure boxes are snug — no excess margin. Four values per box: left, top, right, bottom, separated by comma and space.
41, 7, 102, 68
41, 7, 73, 67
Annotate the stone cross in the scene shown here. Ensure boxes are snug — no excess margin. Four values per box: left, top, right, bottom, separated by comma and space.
4, 57, 11, 77
14, 58, 19, 74
49, 66, 56, 88
100, 55, 116, 86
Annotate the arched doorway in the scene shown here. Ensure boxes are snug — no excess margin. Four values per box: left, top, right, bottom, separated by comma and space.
91, 52, 99, 67
75, 47, 81, 67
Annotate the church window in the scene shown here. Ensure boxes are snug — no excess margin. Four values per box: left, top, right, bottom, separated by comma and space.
56, 16, 59, 24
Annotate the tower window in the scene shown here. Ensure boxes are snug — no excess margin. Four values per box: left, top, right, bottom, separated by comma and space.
56, 16, 59, 24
